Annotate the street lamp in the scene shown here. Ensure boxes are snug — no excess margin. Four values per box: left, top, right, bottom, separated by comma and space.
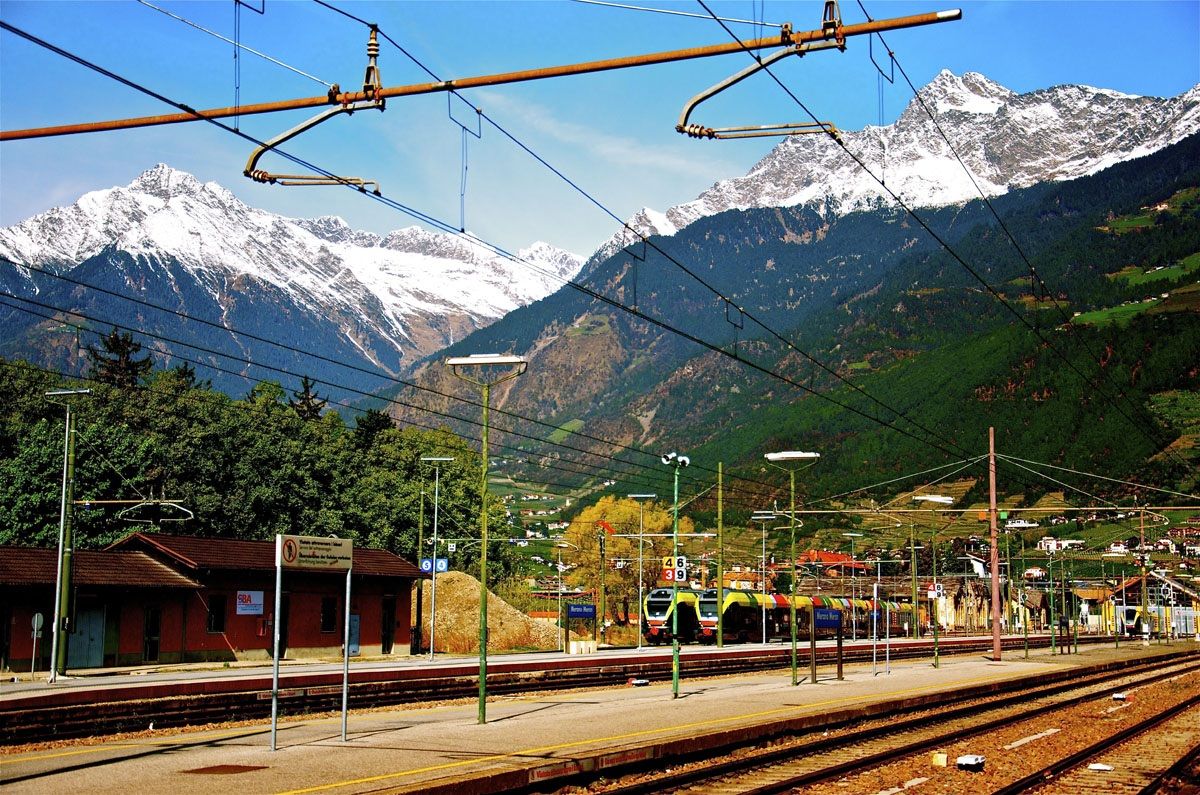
629, 494, 656, 651
661, 451, 689, 699
764, 450, 820, 686
842, 532, 863, 640
913, 494, 953, 668
45, 387, 91, 682
554, 540, 580, 652
445, 353, 527, 725
752, 511, 776, 645
420, 456, 454, 661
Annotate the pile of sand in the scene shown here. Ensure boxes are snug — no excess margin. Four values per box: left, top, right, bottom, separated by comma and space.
412, 571, 563, 653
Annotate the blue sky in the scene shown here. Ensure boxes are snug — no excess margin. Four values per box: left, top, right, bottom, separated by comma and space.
2, 1, 1197, 257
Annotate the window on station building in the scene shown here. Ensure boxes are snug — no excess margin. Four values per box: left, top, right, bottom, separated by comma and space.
207, 594, 227, 633
320, 596, 337, 633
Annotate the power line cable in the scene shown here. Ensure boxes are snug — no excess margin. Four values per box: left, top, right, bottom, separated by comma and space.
308, 3, 977, 463
0, 293, 726, 497
696, 0, 1184, 476
136, 0, 334, 88
854, 0, 1189, 471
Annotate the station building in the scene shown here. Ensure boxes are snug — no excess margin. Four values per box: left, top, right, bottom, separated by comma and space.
1, 532, 423, 672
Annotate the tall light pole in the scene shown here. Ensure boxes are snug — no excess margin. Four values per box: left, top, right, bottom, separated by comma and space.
629, 494, 656, 651
752, 511, 776, 645
45, 388, 91, 682
914, 494, 953, 669
909, 525, 923, 639
765, 450, 820, 686
661, 451, 689, 699
843, 532, 863, 640
554, 539, 580, 652
420, 456, 454, 661
446, 353, 527, 725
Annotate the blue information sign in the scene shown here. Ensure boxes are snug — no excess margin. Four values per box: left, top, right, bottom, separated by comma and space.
567, 603, 596, 619
814, 608, 842, 629
420, 558, 449, 573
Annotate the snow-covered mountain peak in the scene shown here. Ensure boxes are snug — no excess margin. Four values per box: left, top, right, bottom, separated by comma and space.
1, 165, 585, 376
587, 71, 1200, 266
914, 69, 1014, 116
129, 163, 205, 200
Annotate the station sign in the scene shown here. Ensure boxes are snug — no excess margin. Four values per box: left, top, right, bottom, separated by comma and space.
567, 603, 596, 619
661, 555, 687, 582
814, 608, 841, 629
420, 558, 449, 573
279, 534, 353, 571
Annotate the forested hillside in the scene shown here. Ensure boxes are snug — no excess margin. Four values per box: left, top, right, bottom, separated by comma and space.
389, 134, 1200, 498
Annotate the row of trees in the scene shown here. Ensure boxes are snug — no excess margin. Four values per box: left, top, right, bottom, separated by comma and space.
0, 333, 523, 580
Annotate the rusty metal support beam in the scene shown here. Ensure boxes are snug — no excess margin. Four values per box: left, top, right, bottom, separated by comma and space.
1, 9, 960, 142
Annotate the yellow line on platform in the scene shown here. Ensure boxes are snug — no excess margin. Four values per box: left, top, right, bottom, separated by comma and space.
0, 744, 140, 763
278, 671, 1017, 794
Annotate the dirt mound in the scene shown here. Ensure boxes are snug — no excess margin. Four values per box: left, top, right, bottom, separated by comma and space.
413, 571, 561, 653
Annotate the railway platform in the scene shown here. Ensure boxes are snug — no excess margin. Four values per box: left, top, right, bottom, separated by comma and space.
3, 639, 1196, 794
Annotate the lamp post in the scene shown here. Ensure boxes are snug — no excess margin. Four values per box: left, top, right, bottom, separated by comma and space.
629, 494, 656, 651
842, 532, 863, 640
909, 525, 923, 639
554, 540, 580, 652
752, 511, 776, 645
765, 450, 820, 686
445, 353, 527, 725
420, 456, 454, 660
661, 452, 689, 699
45, 388, 91, 682
913, 494, 953, 669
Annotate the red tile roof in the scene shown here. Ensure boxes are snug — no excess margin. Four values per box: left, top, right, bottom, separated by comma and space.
109, 533, 423, 579
0, 546, 200, 589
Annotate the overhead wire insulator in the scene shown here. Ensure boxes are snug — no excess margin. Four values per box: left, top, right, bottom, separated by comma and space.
822, 0, 846, 48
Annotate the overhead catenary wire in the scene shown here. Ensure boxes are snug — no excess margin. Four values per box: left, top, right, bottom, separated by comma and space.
136, 0, 335, 88
998, 454, 1199, 503
696, 0, 1186, 477
310, 4, 979, 465
0, 294, 753, 500
1, 16, 976, 483
853, 0, 1189, 474
0, 12, 1161, 506
572, 0, 785, 27
0, 354, 653, 501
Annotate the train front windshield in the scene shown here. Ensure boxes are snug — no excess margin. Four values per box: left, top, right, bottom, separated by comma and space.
698, 595, 718, 619
646, 593, 672, 619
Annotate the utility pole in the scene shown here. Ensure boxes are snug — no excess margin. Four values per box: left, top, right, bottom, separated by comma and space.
716, 462, 725, 648
988, 427, 1002, 661
1139, 505, 1149, 646
415, 488, 425, 654
46, 388, 90, 682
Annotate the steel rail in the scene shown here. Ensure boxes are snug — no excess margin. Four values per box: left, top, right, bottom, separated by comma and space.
992, 690, 1200, 795
1, 9, 960, 141
578, 656, 1200, 795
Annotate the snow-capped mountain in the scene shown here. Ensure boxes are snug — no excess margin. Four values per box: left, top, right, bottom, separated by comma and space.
0, 164, 583, 387
590, 71, 1200, 264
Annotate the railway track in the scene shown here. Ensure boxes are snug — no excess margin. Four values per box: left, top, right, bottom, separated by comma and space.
1005, 691, 1200, 794
547, 655, 1200, 795
0, 634, 1070, 743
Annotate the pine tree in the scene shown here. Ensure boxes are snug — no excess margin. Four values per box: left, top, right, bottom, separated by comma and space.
289, 375, 327, 420
353, 408, 394, 449
86, 327, 153, 389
